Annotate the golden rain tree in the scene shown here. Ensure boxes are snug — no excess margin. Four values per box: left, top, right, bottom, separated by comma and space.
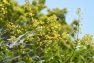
0, 0, 94, 63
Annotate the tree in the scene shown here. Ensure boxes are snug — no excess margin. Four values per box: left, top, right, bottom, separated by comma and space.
0, 0, 94, 63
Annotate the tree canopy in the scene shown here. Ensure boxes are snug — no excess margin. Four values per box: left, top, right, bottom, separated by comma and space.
0, 0, 94, 63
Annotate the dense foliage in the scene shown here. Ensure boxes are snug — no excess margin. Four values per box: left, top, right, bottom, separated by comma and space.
0, 0, 94, 63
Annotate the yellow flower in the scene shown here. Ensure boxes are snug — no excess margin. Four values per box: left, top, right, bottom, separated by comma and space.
17, 29, 22, 34
6, 22, 18, 30
3, 0, 8, 4
32, 19, 39, 27
62, 32, 69, 39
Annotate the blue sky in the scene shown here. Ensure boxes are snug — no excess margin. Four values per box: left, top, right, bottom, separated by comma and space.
17, 0, 94, 36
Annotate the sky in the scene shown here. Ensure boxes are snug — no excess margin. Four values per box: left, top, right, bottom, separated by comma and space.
16, 0, 94, 37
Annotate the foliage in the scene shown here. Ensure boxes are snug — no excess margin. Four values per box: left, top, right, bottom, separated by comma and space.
0, 0, 94, 63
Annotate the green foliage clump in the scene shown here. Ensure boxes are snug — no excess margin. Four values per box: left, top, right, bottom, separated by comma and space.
0, 0, 94, 63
